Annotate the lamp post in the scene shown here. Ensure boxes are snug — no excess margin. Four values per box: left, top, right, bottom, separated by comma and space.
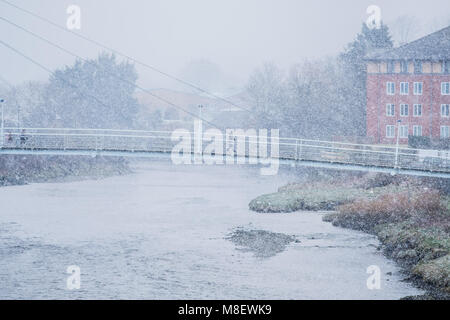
0, 99, 4, 148
394, 119, 402, 169
195, 105, 204, 163
17, 103, 21, 130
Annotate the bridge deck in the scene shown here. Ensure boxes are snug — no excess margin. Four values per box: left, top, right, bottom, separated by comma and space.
1, 127, 449, 178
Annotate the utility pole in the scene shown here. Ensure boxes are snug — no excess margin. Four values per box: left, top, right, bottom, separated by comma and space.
394, 119, 402, 169
17, 104, 21, 130
198, 104, 204, 121
194, 105, 204, 164
0, 99, 4, 148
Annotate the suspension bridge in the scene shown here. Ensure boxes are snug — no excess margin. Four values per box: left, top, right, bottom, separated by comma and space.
1, 127, 450, 178
0, 2, 449, 178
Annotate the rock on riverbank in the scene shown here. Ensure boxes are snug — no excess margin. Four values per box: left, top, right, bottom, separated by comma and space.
226, 228, 299, 258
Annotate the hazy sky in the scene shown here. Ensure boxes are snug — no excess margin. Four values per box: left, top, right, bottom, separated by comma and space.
1, 0, 449, 93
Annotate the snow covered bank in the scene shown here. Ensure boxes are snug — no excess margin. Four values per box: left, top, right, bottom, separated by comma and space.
0, 155, 130, 186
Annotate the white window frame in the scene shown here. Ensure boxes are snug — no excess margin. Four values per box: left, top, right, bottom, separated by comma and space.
442, 82, 450, 95
413, 82, 423, 95
386, 125, 395, 138
443, 61, 450, 74
386, 104, 395, 116
413, 125, 422, 137
400, 61, 408, 73
442, 104, 450, 117
387, 61, 395, 74
400, 104, 409, 117
400, 82, 409, 95
399, 125, 408, 138
386, 82, 395, 95
413, 104, 422, 117
441, 126, 449, 138
414, 60, 422, 74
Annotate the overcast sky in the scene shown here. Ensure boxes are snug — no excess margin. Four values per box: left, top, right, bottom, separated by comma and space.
1, 0, 449, 93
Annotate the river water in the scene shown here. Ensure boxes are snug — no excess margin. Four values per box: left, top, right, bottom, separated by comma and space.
0, 160, 423, 299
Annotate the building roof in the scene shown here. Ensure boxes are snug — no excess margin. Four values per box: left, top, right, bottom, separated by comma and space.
366, 25, 450, 60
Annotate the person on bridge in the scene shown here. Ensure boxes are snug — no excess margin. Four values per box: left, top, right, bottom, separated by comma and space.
6, 132, 13, 144
20, 129, 28, 145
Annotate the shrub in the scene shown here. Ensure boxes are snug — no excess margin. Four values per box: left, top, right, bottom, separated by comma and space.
436, 138, 450, 150
409, 135, 431, 149
333, 190, 445, 232
412, 255, 450, 293
413, 190, 444, 216
361, 173, 399, 189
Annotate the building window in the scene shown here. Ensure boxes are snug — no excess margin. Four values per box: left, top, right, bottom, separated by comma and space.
413, 104, 422, 117
399, 125, 408, 138
413, 125, 422, 136
442, 82, 450, 95
400, 104, 409, 116
414, 60, 422, 74
400, 82, 409, 95
442, 104, 450, 117
386, 82, 395, 95
414, 82, 423, 95
386, 104, 395, 116
387, 61, 395, 73
400, 60, 408, 73
441, 126, 449, 138
443, 61, 450, 74
386, 125, 395, 138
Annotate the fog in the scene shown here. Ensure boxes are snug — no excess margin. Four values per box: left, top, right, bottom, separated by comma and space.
1, 0, 449, 93
0, 1, 449, 301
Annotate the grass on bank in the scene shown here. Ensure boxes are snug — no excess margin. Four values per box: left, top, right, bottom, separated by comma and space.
249, 183, 407, 213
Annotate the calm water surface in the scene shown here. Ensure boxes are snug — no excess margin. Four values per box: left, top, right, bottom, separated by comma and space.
0, 161, 423, 299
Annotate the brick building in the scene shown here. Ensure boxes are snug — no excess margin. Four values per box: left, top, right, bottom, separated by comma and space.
366, 26, 450, 144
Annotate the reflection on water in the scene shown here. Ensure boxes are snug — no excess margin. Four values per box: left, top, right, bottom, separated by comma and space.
0, 160, 423, 299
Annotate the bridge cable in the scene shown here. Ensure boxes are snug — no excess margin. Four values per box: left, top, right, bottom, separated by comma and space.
0, 74, 13, 89
0, 0, 261, 119
0, 16, 222, 130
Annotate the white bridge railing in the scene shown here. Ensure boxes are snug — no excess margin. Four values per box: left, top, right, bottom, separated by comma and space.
1, 127, 450, 173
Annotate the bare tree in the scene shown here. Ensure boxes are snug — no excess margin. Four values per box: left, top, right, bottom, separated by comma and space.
426, 15, 450, 35
246, 62, 287, 129
390, 15, 421, 46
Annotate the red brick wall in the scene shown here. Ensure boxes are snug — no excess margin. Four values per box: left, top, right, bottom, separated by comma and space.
366, 73, 450, 144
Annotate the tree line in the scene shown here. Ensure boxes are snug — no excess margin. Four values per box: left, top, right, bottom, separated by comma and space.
0, 22, 394, 138
245, 22, 393, 140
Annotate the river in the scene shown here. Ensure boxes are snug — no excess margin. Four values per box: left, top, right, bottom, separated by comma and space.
0, 160, 423, 299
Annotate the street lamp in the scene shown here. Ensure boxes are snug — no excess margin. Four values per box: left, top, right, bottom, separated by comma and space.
195, 105, 204, 163
17, 103, 21, 130
394, 119, 402, 169
0, 99, 4, 148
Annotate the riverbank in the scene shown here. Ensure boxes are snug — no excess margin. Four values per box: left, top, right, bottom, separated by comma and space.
249, 182, 407, 212
248, 172, 450, 299
0, 154, 130, 187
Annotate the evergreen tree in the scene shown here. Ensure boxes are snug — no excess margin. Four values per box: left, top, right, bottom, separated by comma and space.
339, 22, 393, 136
34, 53, 140, 129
